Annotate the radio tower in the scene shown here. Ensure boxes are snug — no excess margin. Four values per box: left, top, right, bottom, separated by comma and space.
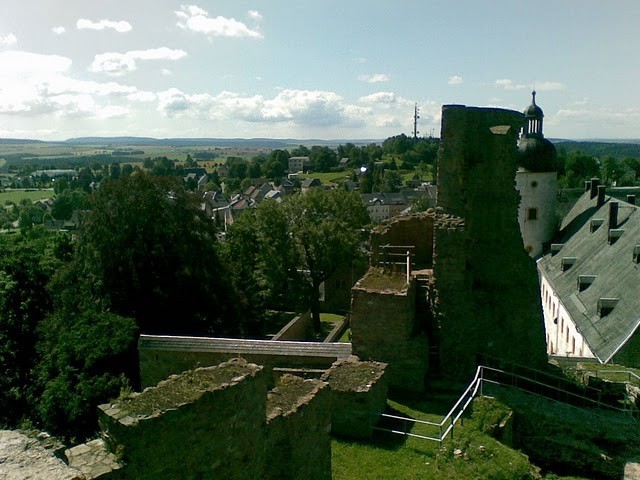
413, 103, 420, 141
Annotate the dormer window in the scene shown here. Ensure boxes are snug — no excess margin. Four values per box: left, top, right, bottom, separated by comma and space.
527, 207, 538, 220
577, 275, 596, 292
561, 257, 577, 272
597, 298, 619, 317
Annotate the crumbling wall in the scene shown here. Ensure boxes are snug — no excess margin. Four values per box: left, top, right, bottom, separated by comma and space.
264, 375, 331, 480
0, 430, 85, 480
370, 212, 436, 269
137, 335, 352, 389
272, 312, 314, 341
320, 358, 388, 439
350, 269, 428, 390
434, 105, 548, 379
98, 359, 268, 480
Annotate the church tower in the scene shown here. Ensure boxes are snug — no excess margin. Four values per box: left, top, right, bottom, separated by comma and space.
516, 91, 558, 258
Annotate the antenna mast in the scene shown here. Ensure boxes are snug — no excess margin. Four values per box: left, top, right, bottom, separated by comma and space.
413, 103, 420, 141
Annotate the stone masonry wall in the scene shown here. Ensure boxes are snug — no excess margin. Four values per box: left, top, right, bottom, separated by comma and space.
350, 269, 428, 390
370, 212, 436, 269
320, 358, 388, 439
434, 105, 548, 380
264, 375, 331, 480
98, 359, 268, 480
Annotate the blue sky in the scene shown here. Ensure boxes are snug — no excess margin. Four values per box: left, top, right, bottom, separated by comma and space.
0, 0, 638, 140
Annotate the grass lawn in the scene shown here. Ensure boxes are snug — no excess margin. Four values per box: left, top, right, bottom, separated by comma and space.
0, 188, 54, 204
331, 392, 591, 480
300, 172, 351, 184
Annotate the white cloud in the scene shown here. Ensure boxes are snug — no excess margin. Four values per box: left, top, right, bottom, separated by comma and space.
355, 57, 368, 64
161, 69, 173, 76
534, 81, 565, 91
556, 106, 640, 124
127, 91, 156, 102
448, 75, 463, 85
77, 18, 133, 33
156, 88, 364, 127
359, 91, 397, 104
358, 73, 390, 83
495, 79, 527, 90
51, 26, 66, 35
0, 51, 71, 78
248, 10, 263, 21
0, 50, 147, 120
0, 33, 17, 46
496, 79, 565, 91
90, 48, 188, 76
176, 5, 263, 39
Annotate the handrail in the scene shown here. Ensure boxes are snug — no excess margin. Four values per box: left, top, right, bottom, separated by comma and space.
577, 368, 640, 386
373, 364, 637, 444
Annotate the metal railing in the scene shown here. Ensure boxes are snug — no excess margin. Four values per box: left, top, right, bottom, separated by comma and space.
373, 363, 638, 444
577, 368, 640, 387
373, 364, 485, 443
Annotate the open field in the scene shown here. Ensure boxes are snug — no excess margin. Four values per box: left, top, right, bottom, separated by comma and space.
0, 188, 54, 203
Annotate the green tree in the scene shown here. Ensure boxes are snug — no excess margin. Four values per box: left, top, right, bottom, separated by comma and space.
226, 157, 249, 179
285, 189, 369, 330
35, 309, 137, 440
309, 146, 337, 172
224, 201, 306, 334
184, 154, 198, 168
55, 172, 243, 336
225, 189, 369, 331
380, 170, 403, 193
0, 230, 62, 429
262, 149, 290, 180
51, 189, 88, 220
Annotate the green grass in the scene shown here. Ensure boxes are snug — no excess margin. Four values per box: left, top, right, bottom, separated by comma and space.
331, 394, 547, 480
300, 172, 351, 184
331, 393, 592, 479
320, 313, 344, 324
0, 188, 54, 203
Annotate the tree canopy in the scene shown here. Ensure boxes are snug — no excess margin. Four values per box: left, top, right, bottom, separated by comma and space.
225, 188, 369, 331
56, 172, 243, 336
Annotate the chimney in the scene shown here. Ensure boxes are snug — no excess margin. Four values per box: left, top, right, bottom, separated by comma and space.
597, 185, 606, 206
627, 194, 636, 205
585, 180, 592, 193
590, 178, 600, 199
609, 202, 619, 229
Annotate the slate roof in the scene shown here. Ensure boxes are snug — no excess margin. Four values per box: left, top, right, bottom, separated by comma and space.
538, 191, 640, 362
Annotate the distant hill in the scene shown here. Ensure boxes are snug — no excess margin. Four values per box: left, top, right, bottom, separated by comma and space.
551, 140, 640, 159
63, 137, 383, 148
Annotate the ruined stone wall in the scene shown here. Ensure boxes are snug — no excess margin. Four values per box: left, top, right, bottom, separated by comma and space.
320, 358, 388, 439
138, 336, 352, 389
98, 359, 268, 480
370, 212, 436, 269
350, 269, 428, 390
434, 105, 548, 379
272, 311, 314, 341
264, 375, 331, 480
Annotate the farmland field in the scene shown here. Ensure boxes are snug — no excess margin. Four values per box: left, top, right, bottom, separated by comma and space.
0, 188, 55, 203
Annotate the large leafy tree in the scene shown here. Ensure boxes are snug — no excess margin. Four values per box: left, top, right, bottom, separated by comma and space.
285, 189, 369, 329
0, 233, 56, 427
56, 172, 242, 335
224, 200, 306, 334
226, 189, 369, 331
35, 309, 137, 441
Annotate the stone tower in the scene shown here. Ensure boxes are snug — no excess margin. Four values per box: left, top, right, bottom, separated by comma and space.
433, 105, 548, 380
516, 91, 558, 257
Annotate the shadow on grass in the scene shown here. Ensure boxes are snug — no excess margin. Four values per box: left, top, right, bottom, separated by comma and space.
389, 389, 458, 417
367, 404, 417, 451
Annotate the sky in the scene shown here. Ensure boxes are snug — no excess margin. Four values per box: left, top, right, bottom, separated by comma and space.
0, 0, 639, 141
